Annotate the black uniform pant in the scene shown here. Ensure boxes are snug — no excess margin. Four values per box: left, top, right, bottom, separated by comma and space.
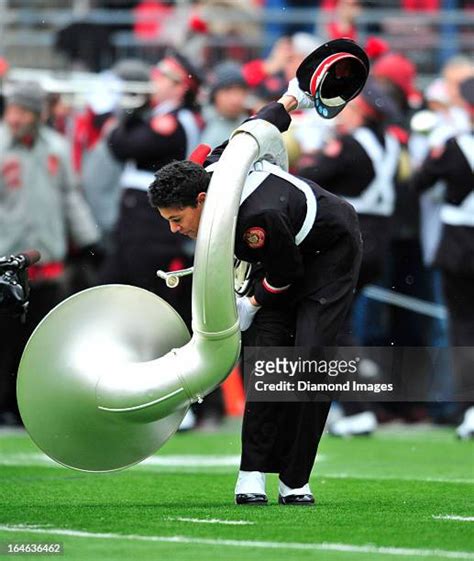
240, 285, 356, 489
442, 271, 474, 405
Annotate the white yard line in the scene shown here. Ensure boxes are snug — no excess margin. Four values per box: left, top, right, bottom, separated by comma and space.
167, 517, 254, 526
319, 473, 474, 485
0, 428, 25, 436
0, 453, 472, 485
433, 515, 474, 522
0, 453, 242, 468
0, 525, 473, 559
143, 455, 242, 467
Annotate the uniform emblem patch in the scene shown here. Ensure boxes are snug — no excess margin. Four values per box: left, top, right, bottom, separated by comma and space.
243, 227, 266, 249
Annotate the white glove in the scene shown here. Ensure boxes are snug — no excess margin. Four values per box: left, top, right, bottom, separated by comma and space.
284, 78, 314, 110
236, 297, 261, 331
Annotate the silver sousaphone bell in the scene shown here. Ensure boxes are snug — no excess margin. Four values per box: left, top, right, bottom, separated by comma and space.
16, 120, 289, 472
17, 39, 369, 473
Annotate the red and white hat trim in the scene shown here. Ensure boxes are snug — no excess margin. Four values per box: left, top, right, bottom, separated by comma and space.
309, 52, 359, 97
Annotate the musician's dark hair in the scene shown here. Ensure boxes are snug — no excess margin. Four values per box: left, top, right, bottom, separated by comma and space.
148, 160, 210, 209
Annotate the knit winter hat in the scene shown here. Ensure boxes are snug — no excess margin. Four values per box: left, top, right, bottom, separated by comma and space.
209, 62, 247, 99
7, 81, 45, 114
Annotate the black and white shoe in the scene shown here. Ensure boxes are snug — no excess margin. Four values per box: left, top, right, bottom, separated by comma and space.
235, 493, 268, 505
235, 471, 267, 505
278, 494, 315, 505
278, 480, 315, 506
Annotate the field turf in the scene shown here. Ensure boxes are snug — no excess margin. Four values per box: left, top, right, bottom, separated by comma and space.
0, 423, 473, 561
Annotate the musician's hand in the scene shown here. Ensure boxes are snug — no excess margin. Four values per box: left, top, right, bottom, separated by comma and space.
236, 296, 261, 331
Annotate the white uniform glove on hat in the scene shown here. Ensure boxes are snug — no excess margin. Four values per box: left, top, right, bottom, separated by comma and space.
284, 77, 314, 110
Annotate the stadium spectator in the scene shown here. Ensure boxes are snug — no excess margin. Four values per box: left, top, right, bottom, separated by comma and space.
0, 81, 100, 426
44, 92, 72, 137
242, 33, 321, 97
320, 0, 361, 41
201, 61, 250, 148
193, 0, 262, 65
441, 55, 474, 128
133, 0, 174, 41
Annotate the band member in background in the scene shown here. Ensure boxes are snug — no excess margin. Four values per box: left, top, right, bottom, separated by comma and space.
102, 50, 203, 327
412, 76, 474, 439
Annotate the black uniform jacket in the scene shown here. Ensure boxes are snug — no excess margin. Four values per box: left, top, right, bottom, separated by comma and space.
108, 106, 188, 173
412, 135, 474, 276
107, 106, 190, 252
298, 125, 399, 287
205, 102, 362, 308
298, 130, 382, 199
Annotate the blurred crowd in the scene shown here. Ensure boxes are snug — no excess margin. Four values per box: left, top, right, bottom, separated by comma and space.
0, 0, 473, 437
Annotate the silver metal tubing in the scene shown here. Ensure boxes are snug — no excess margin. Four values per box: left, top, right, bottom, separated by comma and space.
17, 118, 287, 471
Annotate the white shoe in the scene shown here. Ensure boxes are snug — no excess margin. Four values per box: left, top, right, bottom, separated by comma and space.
278, 479, 312, 497
456, 407, 474, 440
235, 471, 266, 495
329, 411, 378, 437
278, 479, 315, 505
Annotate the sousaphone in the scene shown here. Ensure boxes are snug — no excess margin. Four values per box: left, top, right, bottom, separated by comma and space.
17, 39, 369, 472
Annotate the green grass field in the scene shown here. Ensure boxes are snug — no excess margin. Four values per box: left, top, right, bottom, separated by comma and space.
0, 423, 473, 561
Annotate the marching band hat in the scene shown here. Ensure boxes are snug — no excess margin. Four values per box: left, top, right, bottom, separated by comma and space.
153, 49, 203, 93
296, 38, 369, 119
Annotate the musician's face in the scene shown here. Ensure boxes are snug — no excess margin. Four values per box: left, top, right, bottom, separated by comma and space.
158, 192, 206, 240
